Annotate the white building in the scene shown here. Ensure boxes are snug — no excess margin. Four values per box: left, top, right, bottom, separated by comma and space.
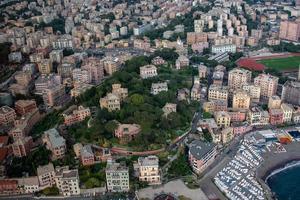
151, 82, 168, 95
212, 44, 236, 54
105, 160, 129, 192
140, 65, 157, 79
54, 166, 80, 196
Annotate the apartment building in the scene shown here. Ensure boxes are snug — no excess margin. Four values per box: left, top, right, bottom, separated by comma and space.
57, 63, 74, 78
140, 65, 157, 79
281, 103, 293, 123
100, 93, 121, 112
81, 58, 104, 85
269, 108, 284, 125
268, 96, 281, 109
54, 167, 80, 196
15, 100, 37, 116
72, 68, 91, 84
16, 176, 40, 194
151, 82, 168, 95
63, 106, 91, 126
208, 85, 228, 101
49, 50, 63, 63
232, 90, 250, 110
198, 65, 208, 78
137, 156, 161, 185
0, 106, 16, 126
103, 58, 119, 75
175, 55, 189, 70
9, 109, 40, 140
279, 20, 300, 42
281, 81, 300, 106
42, 128, 66, 160
242, 84, 260, 103
12, 136, 33, 157
14, 71, 32, 86
228, 68, 252, 90
42, 84, 65, 108
211, 44, 236, 54
105, 160, 129, 192
247, 107, 269, 126
37, 163, 55, 188
215, 111, 231, 128
254, 74, 278, 99
80, 145, 95, 166
221, 127, 234, 144
38, 59, 53, 74
188, 140, 217, 174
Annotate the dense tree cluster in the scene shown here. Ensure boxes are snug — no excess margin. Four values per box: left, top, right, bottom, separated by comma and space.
73, 49, 198, 151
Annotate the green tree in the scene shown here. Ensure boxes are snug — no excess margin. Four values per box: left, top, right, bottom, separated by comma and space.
41, 186, 59, 196
130, 94, 145, 106
104, 120, 118, 134
203, 112, 213, 119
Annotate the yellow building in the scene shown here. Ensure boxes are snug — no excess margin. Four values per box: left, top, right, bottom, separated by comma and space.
268, 95, 281, 109
215, 111, 231, 128
232, 90, 250, 110
228, 68, 252, 90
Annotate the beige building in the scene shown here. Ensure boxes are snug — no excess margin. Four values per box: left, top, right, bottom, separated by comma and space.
106, 160, 129, 192
100, 93, 121, 112
162, 103, 177, 116
254, 74, 278, 99
37, 163, 55, 188
268, 95, 281, 109
228, 68, 252, 90
208, 85, 228, 101
242, 84, 260, 103
198, 65, 208, 78
221, 127, 234, 144
140, 65, 157, 79
215, 111, 231, 128
14, 71, 32, 86
42, 128, 66, 160
281, 103, 293, 123
137, 156, 161, 185
38, 59, 53, 74
112, 84, 128, 101
232, 90, 251, 110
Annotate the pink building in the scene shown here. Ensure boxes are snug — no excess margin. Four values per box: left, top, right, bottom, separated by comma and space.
0, 106, 16, 126
232, 122, 253, 135
279, 21, 300, 42
82, 57, 104, 85
80, 145, 95, 166
228, 111, 246, 122
269, 108, 284, 125
63, 106, 91, 126
188, 140, 217, 174
114, 123, 141, 143
191, 42, 209, 53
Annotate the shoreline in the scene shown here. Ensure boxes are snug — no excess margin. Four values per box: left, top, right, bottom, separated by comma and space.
264, 160, 300, 182
256, 142, 300, 199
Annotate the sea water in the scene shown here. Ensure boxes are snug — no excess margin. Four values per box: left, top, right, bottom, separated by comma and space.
266, 162, 300, 200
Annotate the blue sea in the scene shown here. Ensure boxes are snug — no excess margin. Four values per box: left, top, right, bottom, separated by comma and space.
266, 162, 300, 200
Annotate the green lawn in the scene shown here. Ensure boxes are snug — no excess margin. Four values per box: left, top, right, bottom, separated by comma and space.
258, 56, 300, 71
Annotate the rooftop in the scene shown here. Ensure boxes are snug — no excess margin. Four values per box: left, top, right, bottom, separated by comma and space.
189, 140, 216, 160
